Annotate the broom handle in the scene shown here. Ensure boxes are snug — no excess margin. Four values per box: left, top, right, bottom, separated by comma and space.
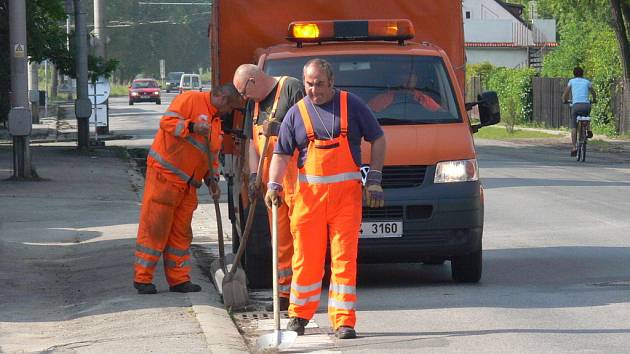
227, 135, 270, 278
272, 203, 280, 332
206, 135, 225, 271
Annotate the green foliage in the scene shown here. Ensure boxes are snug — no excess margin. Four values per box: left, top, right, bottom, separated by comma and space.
540, 0, 622, 136
82, 0, 212, 82
484, 66, 537, 133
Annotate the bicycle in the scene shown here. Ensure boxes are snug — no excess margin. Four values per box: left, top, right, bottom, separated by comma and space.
575, 115, 591, 162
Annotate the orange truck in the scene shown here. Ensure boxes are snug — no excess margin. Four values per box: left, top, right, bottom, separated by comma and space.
210, 0, 500, 287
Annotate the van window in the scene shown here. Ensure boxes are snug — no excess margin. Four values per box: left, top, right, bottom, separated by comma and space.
191, 76, 200, 88
264, 55, 461, 124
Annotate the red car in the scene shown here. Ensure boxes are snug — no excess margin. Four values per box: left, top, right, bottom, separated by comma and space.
128, 79, 161, 105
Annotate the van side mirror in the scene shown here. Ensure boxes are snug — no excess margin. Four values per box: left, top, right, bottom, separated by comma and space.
467, 91, 501, 133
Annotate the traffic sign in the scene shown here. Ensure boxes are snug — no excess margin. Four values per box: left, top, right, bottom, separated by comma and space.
14, 43, 25, 58
88, 77, 110, 105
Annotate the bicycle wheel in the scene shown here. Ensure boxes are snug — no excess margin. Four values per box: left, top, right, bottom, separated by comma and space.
577, 123, 587, 162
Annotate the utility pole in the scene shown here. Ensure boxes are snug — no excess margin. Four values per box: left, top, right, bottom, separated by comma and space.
8, 0, 34, 179
28, 60, 40, 124
93, 0, 109, 135
74, 0, 92, 149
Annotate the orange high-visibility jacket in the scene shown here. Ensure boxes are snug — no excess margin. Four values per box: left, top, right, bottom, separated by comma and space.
148, 91, 222, 187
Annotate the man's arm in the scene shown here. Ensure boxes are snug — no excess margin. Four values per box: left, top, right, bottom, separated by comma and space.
562, 85, 571, 103
369, 135, 386, 171
248, 139, 259, 174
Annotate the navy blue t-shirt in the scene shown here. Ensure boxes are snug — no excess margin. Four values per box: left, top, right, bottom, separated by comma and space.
274, 90, 384, 168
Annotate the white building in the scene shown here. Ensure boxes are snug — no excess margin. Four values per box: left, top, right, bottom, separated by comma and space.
463, 0, 557, 68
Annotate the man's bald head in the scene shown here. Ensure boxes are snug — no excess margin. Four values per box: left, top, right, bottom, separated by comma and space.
232, 63, 276, 102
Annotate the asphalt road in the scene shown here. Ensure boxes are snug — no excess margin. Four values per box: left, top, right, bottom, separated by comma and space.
105, 95, 630, 353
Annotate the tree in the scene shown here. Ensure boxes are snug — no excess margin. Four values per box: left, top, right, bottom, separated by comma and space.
1, 0, 67, 124
609, 0, 630, 130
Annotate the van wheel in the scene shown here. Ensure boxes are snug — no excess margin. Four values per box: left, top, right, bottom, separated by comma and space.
451, 250, 482, 283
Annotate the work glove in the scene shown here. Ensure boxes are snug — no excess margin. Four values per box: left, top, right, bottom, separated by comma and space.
207, 177, 221, 201
262, 119, 281, 137
364, 169, 385, 208
248, 173, 259, 201
264, 182, 283, 209
192, 121, 210, 135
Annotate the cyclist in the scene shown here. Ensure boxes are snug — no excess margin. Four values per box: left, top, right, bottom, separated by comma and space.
562, 66, 596, 156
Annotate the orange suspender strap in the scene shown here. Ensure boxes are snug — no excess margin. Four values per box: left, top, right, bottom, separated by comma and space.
340, 91, 348, 136
253, 76, 288, 124
296, 100, 316, 141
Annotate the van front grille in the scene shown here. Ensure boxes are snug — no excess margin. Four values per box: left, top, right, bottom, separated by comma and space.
382, 165, 427, 188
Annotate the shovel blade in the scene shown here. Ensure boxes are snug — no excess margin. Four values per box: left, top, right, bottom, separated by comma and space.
222, 265, 249, 309
209, 259, 225, 295
256, 330, 297, 350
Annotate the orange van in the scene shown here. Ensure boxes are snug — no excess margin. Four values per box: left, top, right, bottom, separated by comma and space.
211, 0, 500, 286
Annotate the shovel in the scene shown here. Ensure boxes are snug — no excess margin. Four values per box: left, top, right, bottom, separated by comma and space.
256, 202, 297, 350
205, 134, 248, 301
222, 136, 271, 309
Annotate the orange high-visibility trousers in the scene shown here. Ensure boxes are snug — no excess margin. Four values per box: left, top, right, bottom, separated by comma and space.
288, 91, 362, 330
134, 165, 198, 286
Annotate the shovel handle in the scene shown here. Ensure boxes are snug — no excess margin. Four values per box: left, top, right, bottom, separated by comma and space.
272, 203, 280, 331
227, 135, 271, 278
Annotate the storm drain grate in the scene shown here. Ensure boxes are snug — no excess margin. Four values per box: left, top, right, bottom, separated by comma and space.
234, 311, 291, 320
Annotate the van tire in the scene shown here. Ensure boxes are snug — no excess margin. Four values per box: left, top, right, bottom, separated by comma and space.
451, 249, 482, 283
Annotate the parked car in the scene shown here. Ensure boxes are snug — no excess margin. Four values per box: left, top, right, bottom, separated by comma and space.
165, 71, 184, 93
128, 79, 161, 105
179, 73, 202, 93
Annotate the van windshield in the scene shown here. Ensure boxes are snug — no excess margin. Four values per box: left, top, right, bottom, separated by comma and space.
265, 55, 461, 124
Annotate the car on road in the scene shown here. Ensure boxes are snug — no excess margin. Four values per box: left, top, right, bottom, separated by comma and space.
179, 73, 202, 93
128, 79, 161, 105
165, 71, 184, 93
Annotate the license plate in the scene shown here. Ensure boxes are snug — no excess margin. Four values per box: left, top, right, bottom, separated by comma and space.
360, 221, 403, 238
141, 95, 149, 98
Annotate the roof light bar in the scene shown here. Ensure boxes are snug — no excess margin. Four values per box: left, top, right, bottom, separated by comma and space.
287, 19, 415, 44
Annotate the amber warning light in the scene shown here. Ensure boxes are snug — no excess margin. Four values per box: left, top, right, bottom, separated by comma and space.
288, 19, 415, 44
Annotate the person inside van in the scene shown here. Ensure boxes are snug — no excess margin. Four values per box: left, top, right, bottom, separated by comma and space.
368, 71, 441, 113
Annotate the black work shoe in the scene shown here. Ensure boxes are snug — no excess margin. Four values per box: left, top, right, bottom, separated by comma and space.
587, 130, 593, 138
287, 317, 309, 335
335, 326, 357, 339
134, 282, 157, 295
169, 281, 202, 293
265, 296, 289, 312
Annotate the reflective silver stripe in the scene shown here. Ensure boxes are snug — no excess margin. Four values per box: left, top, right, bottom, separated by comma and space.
278, 267, 293, 279
175, 119, 185, 136
291, 280, 322, 293
290, 293, 320, 306
185, 136, 209, 155
165, 245, 189, 257
164, 110, 186, 119
148, 149, 203, 188
165, 259, 191, 268
136, 243, 161, 257
328, 298, 356, 311
279, 284, 291, 293
329, 283, 356, 296
136, 257, 158, 268
298, 172, 361, 184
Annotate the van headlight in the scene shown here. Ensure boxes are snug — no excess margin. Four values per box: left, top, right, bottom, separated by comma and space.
434, 159, 478, 183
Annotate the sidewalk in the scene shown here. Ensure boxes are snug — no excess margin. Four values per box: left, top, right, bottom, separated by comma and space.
0, 145, 248, 353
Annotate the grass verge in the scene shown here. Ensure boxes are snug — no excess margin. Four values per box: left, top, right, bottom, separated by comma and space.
474, 126, 561, 140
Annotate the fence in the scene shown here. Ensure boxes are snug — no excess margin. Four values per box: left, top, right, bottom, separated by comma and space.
532, 77, 572, 128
